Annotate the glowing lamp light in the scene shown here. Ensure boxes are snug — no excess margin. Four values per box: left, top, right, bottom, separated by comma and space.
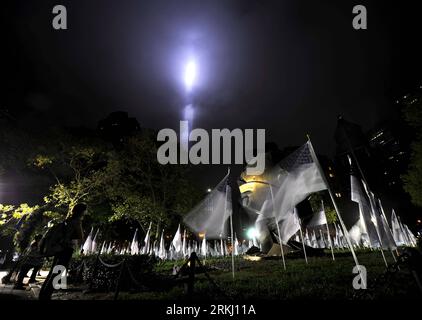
243, 255, 262, 262
184, 104, 194, 122
247, 227, 258, 240
184, 59, 197, 92
239, 182, 256, 194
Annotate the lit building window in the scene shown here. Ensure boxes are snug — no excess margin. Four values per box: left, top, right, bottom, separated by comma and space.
329, 173, 334, 178
335, 193, 342, 198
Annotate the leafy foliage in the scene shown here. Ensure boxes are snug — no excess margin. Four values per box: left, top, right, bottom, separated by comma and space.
2, 126, 201, 245
0, 203, 45, 251
100, 131, 201, 235
308, 192, 337, 224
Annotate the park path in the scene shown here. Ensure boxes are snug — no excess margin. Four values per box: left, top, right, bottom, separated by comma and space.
0, 269, 44, 300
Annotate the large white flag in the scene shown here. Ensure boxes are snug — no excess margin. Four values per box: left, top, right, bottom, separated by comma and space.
270, 142, 327, 224
183, 173, 232, 239
250, 142, 327, 243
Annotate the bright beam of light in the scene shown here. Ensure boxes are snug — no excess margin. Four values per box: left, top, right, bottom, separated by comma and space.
184, 104, 194, 122
184, 60, 197, 92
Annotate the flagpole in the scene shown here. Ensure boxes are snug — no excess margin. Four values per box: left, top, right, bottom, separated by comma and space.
270, 185, 286, 270
371, 215, 388, 267
298, 217, 308, 264
307, 137, 361, 270
362, 178, 389, 267
225, 167, 235, 280
322, 200, 335, 261
378, 200, 399, 259
340, 123, 393, 265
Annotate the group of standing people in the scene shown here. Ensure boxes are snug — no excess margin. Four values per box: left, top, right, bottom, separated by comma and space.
1, 203, 87, 300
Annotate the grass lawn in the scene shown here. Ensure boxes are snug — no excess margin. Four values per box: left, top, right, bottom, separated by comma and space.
116, 249, 421, 300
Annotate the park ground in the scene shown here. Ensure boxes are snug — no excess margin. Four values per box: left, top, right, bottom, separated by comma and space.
1, 249, 420, 300
62, 249, 421, 300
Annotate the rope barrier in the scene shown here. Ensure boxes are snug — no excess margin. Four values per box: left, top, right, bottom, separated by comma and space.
98, 256, 125, 268
124, 264, 144, 287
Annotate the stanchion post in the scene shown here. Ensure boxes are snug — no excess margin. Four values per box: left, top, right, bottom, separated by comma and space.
114, 258, 126, 301
187, 252, 196, 297
88, 251, 101, 291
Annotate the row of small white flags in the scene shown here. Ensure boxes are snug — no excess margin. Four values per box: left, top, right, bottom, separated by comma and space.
81, 224, 254, 259
391, 209, 418, 247
348, 156, 417, 250
81, 140, 417, 259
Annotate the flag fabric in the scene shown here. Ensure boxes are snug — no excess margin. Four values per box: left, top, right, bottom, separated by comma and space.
100, 242, 107, 254
130, 229, 139, 255
183, 173, 232, 239
391, 210, 406, 246
276, 209, 301, 243
311, 230, 318, 248
377, 199, 397, 248
182, 229, 187, 256
201, 235, 207, 257
158, 231, 166, 259
308, 208, 327, 227
350, 175, 378, 247
234, 236, 239, 256
243, 142, 327, 246
318, 229, 326, 248
362, 181, 396, 250
333, 227, 339, 248
82, 227, 94, 255
270, 142, 327, 225
304, 229, 311, 247
142, 222, 152, 254
403, 224, 417, 246
336, 223, 348, 248
91, 229, 99, 254
171, 224, 182, 254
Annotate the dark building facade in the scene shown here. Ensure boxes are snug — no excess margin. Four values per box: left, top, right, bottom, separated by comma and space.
333, 115, 416, 227
98, 111, 141, 148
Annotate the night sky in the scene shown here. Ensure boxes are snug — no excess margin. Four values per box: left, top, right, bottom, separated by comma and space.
2, 0, 422, 192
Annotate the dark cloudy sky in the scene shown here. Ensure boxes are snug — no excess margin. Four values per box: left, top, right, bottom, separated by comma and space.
2, 0, 422, 156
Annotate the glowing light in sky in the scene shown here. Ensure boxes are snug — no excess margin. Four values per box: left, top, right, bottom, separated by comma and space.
184, 59, 197, 92
184, 104, 194, 122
